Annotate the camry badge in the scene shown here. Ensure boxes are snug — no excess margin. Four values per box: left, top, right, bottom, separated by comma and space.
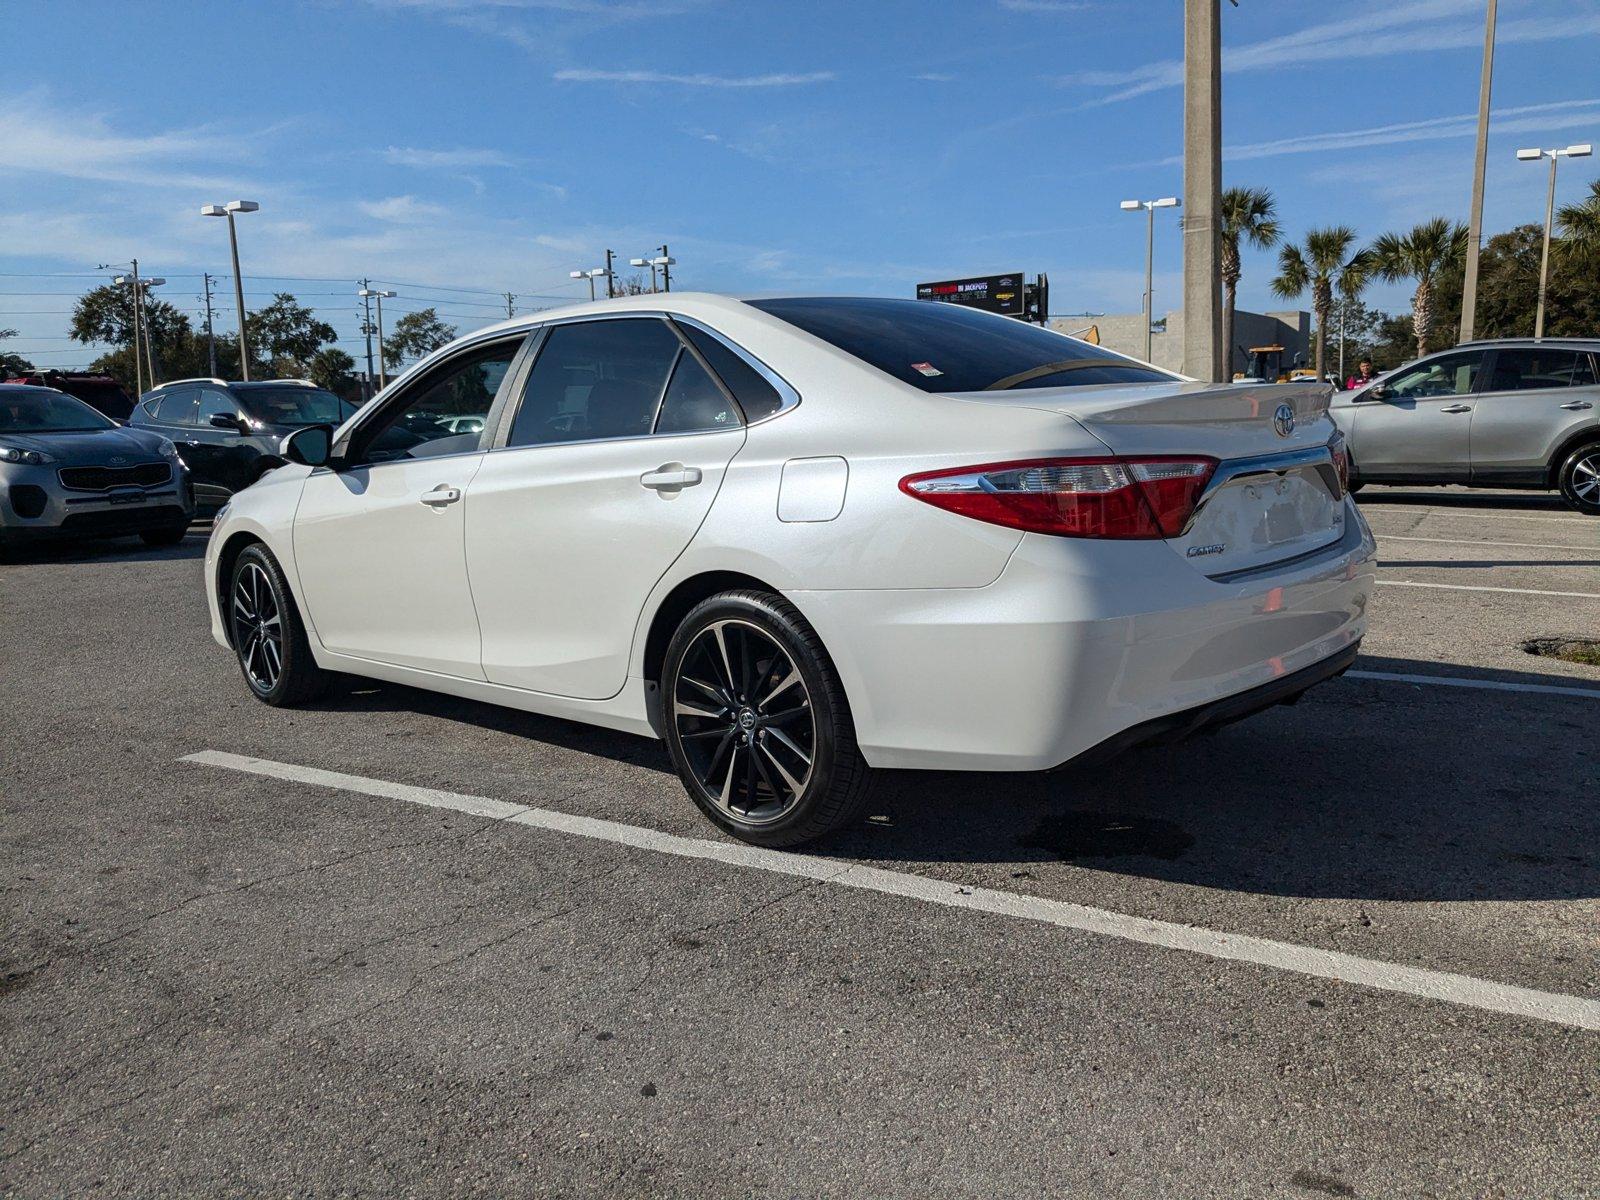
1273, 403, 1295, 438
1187, 543, 1227, 558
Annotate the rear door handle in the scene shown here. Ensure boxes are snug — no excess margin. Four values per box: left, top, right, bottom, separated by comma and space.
1559, 400, 1594, 410
420, 485, 462, 507
640, 463, 703, 492
1440, 404, 1473, 414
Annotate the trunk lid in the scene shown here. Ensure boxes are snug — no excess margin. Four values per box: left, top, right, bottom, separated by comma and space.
953, 380, 1347, 577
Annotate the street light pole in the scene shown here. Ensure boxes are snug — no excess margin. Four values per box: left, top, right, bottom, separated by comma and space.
359, 278, 376, 400
126, 261, 144, 398
360, 288, 397, 389
1517, 143, 1592, 338
201, 200, 259, 380
202, 272, 219, 378
1182, 0, 1223, 381
1459, 0, 1498, 343
1121, 197, 1181, 364
142, 278, 167, 386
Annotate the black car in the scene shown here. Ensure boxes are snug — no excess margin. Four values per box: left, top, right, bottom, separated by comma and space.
129, 378, 359, 507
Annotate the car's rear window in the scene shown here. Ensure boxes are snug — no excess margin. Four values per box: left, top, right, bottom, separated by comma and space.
747, 297, 1174, 393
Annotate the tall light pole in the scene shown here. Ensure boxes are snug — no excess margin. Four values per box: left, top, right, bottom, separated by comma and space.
1121, 197, 1181, 364
654, 245, 674, 292
201, 272, 219, 378
1517, 143, 1592, 338
1182, 0, 1222, 381
201, 200, 259, 379
359, 288, 397, 388
629, 256, 657, 292
141, 278, 166, 385
569, 266, 610, 301
110, 261, 143, 397
1459, 0, 1498, 343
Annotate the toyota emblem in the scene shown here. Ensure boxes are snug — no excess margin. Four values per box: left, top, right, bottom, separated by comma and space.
1273, 403, 1295, 438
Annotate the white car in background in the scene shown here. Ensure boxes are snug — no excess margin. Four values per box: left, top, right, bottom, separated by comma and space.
204, 294, 1375, 846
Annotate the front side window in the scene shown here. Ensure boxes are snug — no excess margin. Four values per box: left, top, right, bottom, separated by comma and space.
0, 387, 116, 434
1485, 349, 1596, 392
747, 297, 1174, 393
198, 388, 238, 424
354, 340, 520, 464
240, 385, 357, 427
153, 389, 198, 425
1385, 351, 1485, 399
507, 318, 685, 448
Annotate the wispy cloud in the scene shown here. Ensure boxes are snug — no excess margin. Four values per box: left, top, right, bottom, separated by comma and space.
554, 68, 835, 87
1056, 1, 1599, 105
913, 72, 957, 83
357, 195, 447, 222
383, 144, 518, 169
997, 0, 1089, 11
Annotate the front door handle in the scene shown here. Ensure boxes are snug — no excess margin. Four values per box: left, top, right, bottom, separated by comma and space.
640, 463, 703, 493
1559, 400, 1594, 410
1440, 404, 1473, 414
420, 485, 462, 507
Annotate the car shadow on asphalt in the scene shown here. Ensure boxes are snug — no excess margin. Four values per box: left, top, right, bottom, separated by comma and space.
1356, 489, 1573, 512
0, 533, 209, 565
308, 654, 1599, 904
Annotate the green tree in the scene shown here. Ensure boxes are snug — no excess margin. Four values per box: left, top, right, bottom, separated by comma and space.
1, 327, 34, 376
1557, 177, 1600, 265
382, 308, 457, 366
1326, 296, 1389, 378
70, 282, 201, 393
1370, 217, 1469, 358
1270, 226, 1359, 380
1219, 187, 1279, 378
247, 293, 338, 379
308, 347, 358, 398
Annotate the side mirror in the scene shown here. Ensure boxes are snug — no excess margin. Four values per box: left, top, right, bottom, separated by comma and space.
280, 424, 334, 467
1357, 384, 1389, 401
209, 412, 245, 432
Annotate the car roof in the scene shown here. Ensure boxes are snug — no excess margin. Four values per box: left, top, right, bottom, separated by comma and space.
1454, 337, 1600, 350
0, 383, 68, 397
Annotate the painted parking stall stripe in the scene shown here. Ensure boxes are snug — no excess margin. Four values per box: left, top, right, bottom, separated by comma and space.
1377, 534, 1598, 552
183, 750, 1600, 1034
1376, 580, 1600, 599
1346, 670, 1600, 700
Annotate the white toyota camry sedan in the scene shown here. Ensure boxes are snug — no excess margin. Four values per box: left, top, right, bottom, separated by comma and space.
204, 294, 1375, 846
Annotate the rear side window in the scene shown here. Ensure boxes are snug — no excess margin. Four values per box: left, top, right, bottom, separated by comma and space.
679, 325, 786, 421
1486, 348, 1597, 391
507, 319, 683, 448
748, 297, 1174, 393
655, 350, 741, 434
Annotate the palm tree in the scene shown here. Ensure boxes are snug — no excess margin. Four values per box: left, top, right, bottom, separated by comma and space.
1370, 217, 1468, 358
1270, 226, 1358, 380
1220, 187, 1280, 379
1557, 178, 1600, 264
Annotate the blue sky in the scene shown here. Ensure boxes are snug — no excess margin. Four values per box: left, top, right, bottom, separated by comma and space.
5, 0, 1599, 369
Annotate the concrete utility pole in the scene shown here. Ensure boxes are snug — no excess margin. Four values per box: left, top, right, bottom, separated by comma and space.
1459, 0, 1498, 344
360, 278, 376, 402
605, 249, 616, 299
504, 292, 516, 319
658, 244, 673, 293
202, 272, 219, 378
1182, 0, 1223, 382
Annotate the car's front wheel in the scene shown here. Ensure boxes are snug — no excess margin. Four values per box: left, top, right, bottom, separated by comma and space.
1557, 443, 1600, 515
661, 590, 873, 847
228, 544, 329, 706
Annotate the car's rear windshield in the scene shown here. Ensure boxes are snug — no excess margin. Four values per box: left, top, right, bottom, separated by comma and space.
239, 386, 359, 427
0, 387, 117, 434
747, 297, 1175, 393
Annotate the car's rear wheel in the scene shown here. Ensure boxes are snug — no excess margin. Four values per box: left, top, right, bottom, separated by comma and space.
229, 544, 329, 706
1557, 443, 1600, 515
662, 590, 873, 847
139, 522, 188, 547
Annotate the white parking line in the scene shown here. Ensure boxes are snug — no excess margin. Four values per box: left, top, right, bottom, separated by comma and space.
182, 749, 1600, 1034
1376, 580, 1600, 599
1377, 535, 1598, 552
1361, 508, 1595, 525
1346, 670, 1600, 700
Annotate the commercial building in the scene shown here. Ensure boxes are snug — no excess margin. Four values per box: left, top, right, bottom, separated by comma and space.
1054, 308, 1310, 377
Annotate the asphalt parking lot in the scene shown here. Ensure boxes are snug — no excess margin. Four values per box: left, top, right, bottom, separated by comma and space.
3, 487, 1597, 1198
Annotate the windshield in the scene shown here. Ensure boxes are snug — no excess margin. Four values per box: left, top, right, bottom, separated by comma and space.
0, 387, 117, 434
748, 297, 1176, 393
239, 386, 359, 427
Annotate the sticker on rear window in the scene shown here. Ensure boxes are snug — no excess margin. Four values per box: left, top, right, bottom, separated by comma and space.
911, 362, 943, 377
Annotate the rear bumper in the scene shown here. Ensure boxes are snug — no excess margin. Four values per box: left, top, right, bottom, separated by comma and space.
790, 496, 1375, 772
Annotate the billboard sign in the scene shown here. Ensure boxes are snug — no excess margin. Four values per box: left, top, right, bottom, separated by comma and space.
915, 273, 1026, 318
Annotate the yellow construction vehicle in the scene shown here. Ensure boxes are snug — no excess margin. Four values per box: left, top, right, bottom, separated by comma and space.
1233, 344, 1316, 383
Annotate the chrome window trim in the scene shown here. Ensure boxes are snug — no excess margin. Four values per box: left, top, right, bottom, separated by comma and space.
670, 313, 801, 425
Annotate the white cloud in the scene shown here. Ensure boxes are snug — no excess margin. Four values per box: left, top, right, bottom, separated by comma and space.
997, 0, 1089, 11
383, 144, 518, 169
553, 68, 835, 87
1056, 1, 1600, 105
357, 195, 447, 223
914, 72, 957, 83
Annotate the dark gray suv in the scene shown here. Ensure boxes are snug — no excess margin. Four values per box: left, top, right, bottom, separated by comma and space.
1330, 339, 1600, 514
129, 378, 359, 508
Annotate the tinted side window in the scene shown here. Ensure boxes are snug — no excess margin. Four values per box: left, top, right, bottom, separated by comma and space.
656, 349, 741, 434
680, 325, 785, 421
355, 340, 520, 464
154, 389, 198, 425
197, 388, 238, 424
1386, 352, 1485, 399
507, 319, 682, 448
1486, 349, 1595, 391
749, 297, 1173, 393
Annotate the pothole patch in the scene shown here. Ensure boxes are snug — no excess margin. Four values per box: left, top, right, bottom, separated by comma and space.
1522, 636, 1600, 668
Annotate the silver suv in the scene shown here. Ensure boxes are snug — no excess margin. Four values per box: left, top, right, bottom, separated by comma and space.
1330, 338, 1600, 514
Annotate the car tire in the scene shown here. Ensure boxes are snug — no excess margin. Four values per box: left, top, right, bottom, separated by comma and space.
139, 522, 189, 547
661, 589, 874, 847
228, 544, 330, 706
1556, 442, 1600, 515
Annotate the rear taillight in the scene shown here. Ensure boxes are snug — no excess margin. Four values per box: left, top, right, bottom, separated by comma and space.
899, 456, 1216, 539
1329, 434, 1350, 497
